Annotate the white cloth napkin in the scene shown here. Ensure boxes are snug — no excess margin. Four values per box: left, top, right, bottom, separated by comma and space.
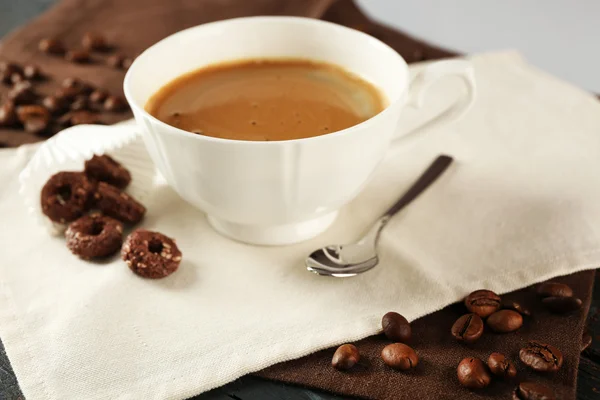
2, 51, 600, 400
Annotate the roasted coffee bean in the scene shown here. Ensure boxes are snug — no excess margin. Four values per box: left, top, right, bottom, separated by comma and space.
487, 352, 517, 379
89, 89, 109, 104
82, 32, 109, 51
60, 78, 94, 97
451, 313, 483, 344
536, 282, 573, 298
512, 381, 556, 400
464, 289, 501, 318
582, 331, 592, 353
38, 38, 65, 54
519, 341, 563, 372
104, 95, 127, 112
382, 312, 411, 342
70, 95, 88, 111
381, 343, 418, 370
42, 96, 69, 115
0, 62, 21, 84
122, 57, 133, 70
8, 81, 37, 104
69, 110, 100, 125
23, 64, 41, 80
0, 70, 11, 84
331, 344, 360, 371
16, 105, 50, 134
486, 309, 523, 333
542, 296, 582, 314
65, 49, 90, 64
0, 61, 20, 73
106, 54, 125, 69
457, 357, 491, 389
10, 72, 25, 84
56, 87, 81, 101
0, 101, 18, 127
502, 301, 531, 316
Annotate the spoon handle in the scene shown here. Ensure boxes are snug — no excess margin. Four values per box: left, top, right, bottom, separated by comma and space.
383, 155, 453, 218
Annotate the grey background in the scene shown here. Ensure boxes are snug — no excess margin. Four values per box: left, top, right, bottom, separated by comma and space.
357, 1, 600, 93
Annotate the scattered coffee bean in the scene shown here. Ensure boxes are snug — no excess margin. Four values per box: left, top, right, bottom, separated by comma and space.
0, 61, 20, 73
104, 95, 127, 112
42, 95, 69, 115
502, 301, 531, 316
60, 78, 94, 96
486, 309, 523, 333
121, 57, 133, 70
56, 87, 82, 101
106, 54, 125, 69
381, 343, 418, 370
65, 49, 90, 64
456, 357, 491, 389
8, 81, 37, 104
487, 352, 517, 379
10, 72, 25, 84
331, 344, 360, 371
519, 341, 563, 372
38, 38, 65, 55
0, 62, 21, 84
382, 312, 411, 342
89, 89, 109, 104
464, 289, 501, 318
82, 32, 109, 51
23, 64, 41, 80
537, 282, 573, 298
451, 313, 484, 344
0, 70, 10, 84
0, 102, 19, 128
512, 381, 556, 400
0, 101, 18, 127
16, 105, 50, 134
542, 296, 582, 314
69, 110, 101, 126
70, 95, 88, 111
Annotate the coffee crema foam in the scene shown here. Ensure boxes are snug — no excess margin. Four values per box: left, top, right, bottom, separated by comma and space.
145, 58, 385, 141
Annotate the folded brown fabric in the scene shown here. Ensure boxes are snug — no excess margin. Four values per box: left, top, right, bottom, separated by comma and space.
0, 1, 594, 400
258, 270, 595, 399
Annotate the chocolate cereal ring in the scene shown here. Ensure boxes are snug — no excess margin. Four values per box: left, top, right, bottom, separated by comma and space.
121, 229, 182, 279
41, 171, 94, 223
84, 154, 131, 189
93, 182, 146, 224
65, 214, 123, 259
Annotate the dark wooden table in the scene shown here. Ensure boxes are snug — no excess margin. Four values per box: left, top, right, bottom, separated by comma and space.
1, 3, 599, 399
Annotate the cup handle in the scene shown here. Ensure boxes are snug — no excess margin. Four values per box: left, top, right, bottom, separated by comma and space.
394, 59, 476, 141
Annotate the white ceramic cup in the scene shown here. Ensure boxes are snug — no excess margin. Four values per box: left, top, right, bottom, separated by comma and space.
124, 16, 476, 245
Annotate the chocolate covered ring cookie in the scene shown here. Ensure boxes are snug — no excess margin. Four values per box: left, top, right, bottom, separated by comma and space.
93, 182, 146, 224
121, 229, 182, 279
41, 171, 94, 223
65, 214, 123, 259
84, 154, 131, 189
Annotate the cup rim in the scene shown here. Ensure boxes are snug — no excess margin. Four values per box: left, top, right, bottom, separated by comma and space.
124, 16, 408, 145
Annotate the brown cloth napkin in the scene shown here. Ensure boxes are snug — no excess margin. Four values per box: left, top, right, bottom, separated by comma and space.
0, 1, 595, 399
258, 271, 596, 399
